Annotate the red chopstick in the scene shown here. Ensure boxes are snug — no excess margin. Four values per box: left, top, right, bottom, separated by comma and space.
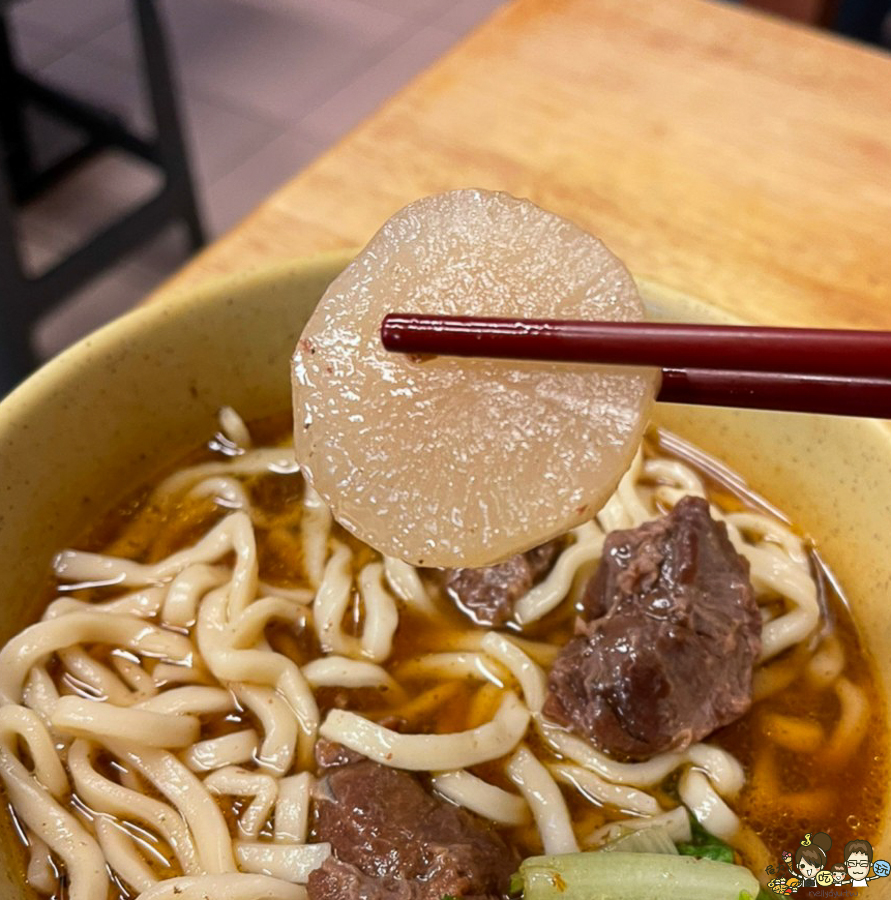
380, 314, 891, 418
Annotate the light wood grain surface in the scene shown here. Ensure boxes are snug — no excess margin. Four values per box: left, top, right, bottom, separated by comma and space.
153, 0, 891, 329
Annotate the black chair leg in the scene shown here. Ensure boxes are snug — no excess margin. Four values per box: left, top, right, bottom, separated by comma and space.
0, 0, 206, 398
0, 146, 38, 396
135, 0, 206, 251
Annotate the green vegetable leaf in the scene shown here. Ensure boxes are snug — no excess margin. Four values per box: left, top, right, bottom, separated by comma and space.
508, 871, 525, 897
677, 817, 735, 864
518, 852, 760, 900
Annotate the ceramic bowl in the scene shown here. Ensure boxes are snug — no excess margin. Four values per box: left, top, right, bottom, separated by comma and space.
0, 252, 888, 895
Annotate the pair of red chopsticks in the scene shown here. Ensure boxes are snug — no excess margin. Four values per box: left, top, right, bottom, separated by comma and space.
380, 315, 891, 419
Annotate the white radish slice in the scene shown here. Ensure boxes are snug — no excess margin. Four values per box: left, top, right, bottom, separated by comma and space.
292, 189, 658, 567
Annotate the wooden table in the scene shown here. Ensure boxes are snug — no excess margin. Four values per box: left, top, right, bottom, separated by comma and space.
153, 0, 891, 329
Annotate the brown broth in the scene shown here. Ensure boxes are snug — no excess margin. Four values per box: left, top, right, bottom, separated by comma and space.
8, 414, 888, 899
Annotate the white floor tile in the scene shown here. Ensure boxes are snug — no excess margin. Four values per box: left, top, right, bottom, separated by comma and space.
10, 0, 125, 44
37, 49, 279, 185
18, 151, 161, 263
432, 0, 507, 36
342, 0, 446, 22
204, 126, 324, 236
8, 0, 494, 359
8, 19, 72, 69
33, 258, 169, 360
300, 25, 458, 144
152, 0, 408, 123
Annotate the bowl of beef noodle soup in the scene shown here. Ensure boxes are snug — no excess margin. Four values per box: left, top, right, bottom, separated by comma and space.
0, 206, 888, 900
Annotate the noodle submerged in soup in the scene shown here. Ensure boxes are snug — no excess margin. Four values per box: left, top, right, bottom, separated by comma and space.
0, 410, 885, 900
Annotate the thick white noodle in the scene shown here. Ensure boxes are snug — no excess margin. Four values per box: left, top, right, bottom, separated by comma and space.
94, 816, 158, 892
0, 709, 109, 900
155, 449, 299, 498
163, 565, 229, 628
137, 686, 234, 716
52, 696, 200, 748
761, 713, 824, 754
807, 634, 845, 689
679, 769, 740, 841
184, 730, 260, 773
585, 806, 693, 847
392, 652, 506, 687
596, 452, 648, 532
320, 692, 530, 770
736, 541, 819, 661
514, 521, 604, 625
152, 662, 213, 687
44, 586, 166, 620
22, 665, 60, 727
0, 612, 192, 704
53, 513, 259, 612
110, 742, 237, 874
550, 763, 662, 816
614, 450, 654, 528
506, 746, 579, 855
67, 739, 200, 875
112, 654, 158, 698
541, 719, 743, 822
234, 842, 331, 883
441, 631, 561, 666
228, 597, 306, 650
219, 407, 253, 449
312, 542, 359, 658
190, 476, 251, 512
196, 586, 318, 768
301, 484, 332, 588
233, 684, 299, 775
383, 556, 439, 616
274, 772, 312, 844
301, 657, 406, 702
357, 562, 399, 662
431, 770, 531, 826
135, 874, 306, 900
644, 457, 706, 497
725, 512, 809, 566
58, 645, 134, 705
0, 705, 68, 796
204, 766, 278, 839
258, 583, 314, 604
480, 632, 547, 713
536, 720, 685, 787
686, 744, 745, 798
825, 676, 868, 765
25, 829, 57, 895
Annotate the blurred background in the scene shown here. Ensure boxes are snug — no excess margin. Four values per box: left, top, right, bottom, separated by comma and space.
1, 0, 889, 396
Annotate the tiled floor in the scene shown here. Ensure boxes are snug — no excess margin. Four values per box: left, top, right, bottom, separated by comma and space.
8, 0, 505, 360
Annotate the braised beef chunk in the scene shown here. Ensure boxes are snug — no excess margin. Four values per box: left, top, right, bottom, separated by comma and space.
543, 496, 761, 760
308, 756, 518, 900
443, 540, 561, 626
314, 738, 365, 770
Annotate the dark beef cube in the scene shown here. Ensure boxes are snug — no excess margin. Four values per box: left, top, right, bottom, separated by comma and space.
443, 539, 561, 627
308, 758, 518, 900
525, 540, 562, 579
314, 739, 366, 770
544, 496, 761, 760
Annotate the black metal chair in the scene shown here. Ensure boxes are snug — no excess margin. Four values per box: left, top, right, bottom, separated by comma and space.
0, 0, 205, 396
